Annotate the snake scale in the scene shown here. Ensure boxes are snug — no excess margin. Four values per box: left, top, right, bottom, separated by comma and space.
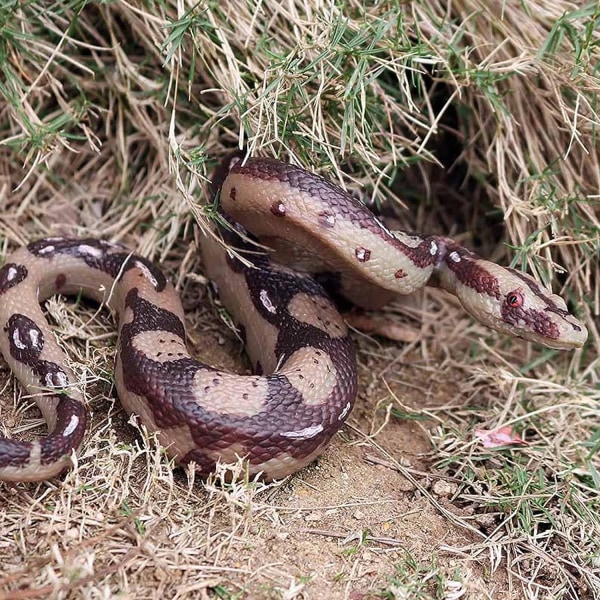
0, 156, 587, 482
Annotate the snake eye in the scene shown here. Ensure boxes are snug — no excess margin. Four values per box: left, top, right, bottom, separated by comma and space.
506, 291, 523, 308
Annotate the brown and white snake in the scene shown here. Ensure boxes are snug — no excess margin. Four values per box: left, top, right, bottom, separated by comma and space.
0, 156, 587, 482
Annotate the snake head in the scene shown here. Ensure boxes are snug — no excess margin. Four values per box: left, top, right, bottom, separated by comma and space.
439, 251, 588, 350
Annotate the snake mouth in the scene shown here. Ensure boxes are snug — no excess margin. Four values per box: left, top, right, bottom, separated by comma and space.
529, 320, 588, 350
555, 320, 588, 349
487, 310, 588, 350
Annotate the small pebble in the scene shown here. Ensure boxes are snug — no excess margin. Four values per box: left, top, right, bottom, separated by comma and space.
431, 479, 458, 497
304, 511, 323, 522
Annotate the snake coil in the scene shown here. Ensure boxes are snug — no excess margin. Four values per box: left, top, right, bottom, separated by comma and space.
0, 157, 587, 482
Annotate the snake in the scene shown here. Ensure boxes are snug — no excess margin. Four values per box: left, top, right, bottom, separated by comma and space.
0, 156, 587, 482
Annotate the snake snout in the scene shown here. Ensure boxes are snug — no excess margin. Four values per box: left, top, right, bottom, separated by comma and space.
555, 316, 588, 349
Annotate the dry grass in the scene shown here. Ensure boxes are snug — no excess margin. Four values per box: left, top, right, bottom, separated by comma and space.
0, 1, 599, 599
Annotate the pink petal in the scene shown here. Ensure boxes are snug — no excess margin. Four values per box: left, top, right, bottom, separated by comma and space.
474, 426, 528, 448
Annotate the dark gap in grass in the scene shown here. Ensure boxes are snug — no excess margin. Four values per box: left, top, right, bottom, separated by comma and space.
357, 60, 505, 254
388, 73, 506, 256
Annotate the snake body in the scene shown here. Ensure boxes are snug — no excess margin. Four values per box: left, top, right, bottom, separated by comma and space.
0, 157, 587, 482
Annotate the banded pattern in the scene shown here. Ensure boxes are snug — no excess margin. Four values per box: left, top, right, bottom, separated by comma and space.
0, 157, 587, 482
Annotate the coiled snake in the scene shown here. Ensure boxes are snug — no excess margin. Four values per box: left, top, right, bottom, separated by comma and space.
0, 156, 587, 482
